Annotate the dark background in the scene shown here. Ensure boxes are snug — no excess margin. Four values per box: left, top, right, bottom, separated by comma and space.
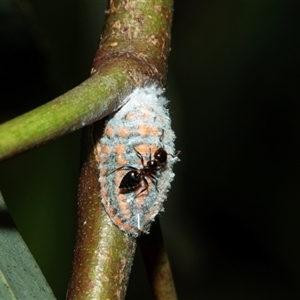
1, 1, 300, 299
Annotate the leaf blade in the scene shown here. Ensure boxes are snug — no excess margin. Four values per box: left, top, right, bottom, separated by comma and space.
0, 192, 55, 300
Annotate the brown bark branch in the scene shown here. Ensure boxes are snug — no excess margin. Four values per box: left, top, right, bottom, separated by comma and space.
67, 0, 174, 299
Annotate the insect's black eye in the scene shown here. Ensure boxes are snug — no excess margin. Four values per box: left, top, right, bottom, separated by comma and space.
147, 160, 158, 169
154, 148, 167, 164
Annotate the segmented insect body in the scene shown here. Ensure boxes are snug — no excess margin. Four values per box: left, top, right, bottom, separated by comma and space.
98, 86, 179, 237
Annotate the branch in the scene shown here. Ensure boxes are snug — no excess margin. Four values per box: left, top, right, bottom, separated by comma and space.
140, 221, 178, 299
67, 0, 174, 299
66, 125, 137, 299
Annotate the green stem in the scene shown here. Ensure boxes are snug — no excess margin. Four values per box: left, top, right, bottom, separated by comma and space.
67, 0, 175, 298
67, 125, 137, 299
139, 221, 178, 300
0, 62, 132, 162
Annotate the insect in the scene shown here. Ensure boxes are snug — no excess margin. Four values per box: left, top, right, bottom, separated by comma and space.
107, 138, 179, 197
98, 85, 180, 236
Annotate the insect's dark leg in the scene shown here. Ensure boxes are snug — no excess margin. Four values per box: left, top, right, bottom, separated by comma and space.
149, 174, 159, 192
106, 165, 137, 177
134, 149, 145, 166
135, 177, 149, 197
168, 150, 181, 158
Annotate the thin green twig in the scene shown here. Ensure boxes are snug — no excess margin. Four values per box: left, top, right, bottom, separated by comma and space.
0, 62, 132, 162
140, 220, 178, 300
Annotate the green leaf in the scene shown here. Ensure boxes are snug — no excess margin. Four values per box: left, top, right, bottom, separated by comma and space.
0, 192, 55, 299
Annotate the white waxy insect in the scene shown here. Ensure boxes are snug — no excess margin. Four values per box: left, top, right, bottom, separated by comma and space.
98, 85, 180, 237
